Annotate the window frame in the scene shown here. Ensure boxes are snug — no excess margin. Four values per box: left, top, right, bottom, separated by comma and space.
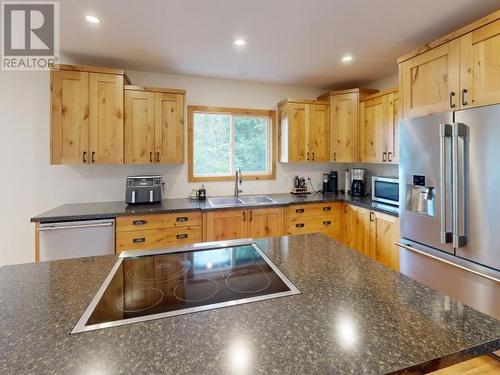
188, 105, 276, 182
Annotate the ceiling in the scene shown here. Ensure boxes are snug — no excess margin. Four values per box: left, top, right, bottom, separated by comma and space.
60, 0, 499, 89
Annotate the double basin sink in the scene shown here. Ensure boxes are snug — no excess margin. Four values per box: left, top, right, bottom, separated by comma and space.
208, 195, 276, 207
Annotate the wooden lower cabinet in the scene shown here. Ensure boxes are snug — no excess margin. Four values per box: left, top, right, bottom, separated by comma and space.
369, 211, 400, 271
205, 207, 285, 242
286, 202, 343, 240
342, 204, 370, 256
116, 226, 201, 253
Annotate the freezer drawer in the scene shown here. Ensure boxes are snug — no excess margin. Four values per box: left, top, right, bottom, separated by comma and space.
38, 219, 115, 261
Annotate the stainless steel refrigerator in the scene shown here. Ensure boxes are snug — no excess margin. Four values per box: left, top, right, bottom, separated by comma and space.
398, 105, 500, 320
399, 105, 500, 272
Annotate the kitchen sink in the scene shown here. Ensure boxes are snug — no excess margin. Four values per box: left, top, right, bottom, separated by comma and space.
208, 197, 245, 207
240, 195, 276, 204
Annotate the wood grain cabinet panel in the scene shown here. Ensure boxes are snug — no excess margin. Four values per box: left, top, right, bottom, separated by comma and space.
155, 92, 185, 163
341, 204, 370, 256
89, 73, 124, 164
205, 210, 248, 241
369, 211, 400, 271
50, 70, 89, 164
248, 208, 285, 239
386, 91, 401, 164
116, 212, 202, 232
309, 103, 330, 162
460, 19, 500, 109
124, 90, 155, 163
360, 95, 388, 163
286, 203, 342, 240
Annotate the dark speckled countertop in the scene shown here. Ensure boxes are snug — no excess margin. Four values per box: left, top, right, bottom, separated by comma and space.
1, 234, 498, 374
30, 193, 399, 223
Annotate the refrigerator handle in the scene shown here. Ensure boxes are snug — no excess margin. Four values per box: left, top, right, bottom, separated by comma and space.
439, 123, 452, 244
452, 123, 467, 248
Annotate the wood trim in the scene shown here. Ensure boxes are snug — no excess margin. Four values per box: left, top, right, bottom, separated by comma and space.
52, 63, 126, 76
317, 88, 378, 100
277, 98, 327, 107
34, 223, 40, 262
397, 9, 500, 63
187, 106, 277, 182
360, 87, 399, 101
124, 85, 186, 95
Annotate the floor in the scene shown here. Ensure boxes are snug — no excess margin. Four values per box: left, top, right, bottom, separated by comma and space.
429, 355, 500, 374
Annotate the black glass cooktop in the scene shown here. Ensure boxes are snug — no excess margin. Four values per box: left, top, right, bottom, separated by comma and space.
72, 241, 300, 333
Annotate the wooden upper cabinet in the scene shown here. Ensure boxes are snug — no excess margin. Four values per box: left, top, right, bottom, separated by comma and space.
124, 90, 155, 164
386, 91, 400, 164
459, 19, 500, 109
155, 92, 185, 163
124, 86, 186, 164
360, 95, 388, 163
331, 92, 359, 163
50, 70, 89, 164
309, 103, 330, 162
89, 73, 124, 164
279, 99, 329, 163
399, 10, 500, 118
400, 40, 460, 119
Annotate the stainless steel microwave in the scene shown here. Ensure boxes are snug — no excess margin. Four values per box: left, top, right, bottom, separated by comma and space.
372, 176, 399, 206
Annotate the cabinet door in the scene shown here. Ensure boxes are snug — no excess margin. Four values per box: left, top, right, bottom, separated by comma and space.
278, 107, 289, 162
248, 208, 284, 239
50, 70, 89, 164
400, 39, 460, 118
89, 73, 124, 164
360, 96, 388, 163
205, 210, 248, 241
155, 92, 184, 163
308, 103, 330, 162
386, 91, 401, 164
460, 20, 500, 109
331, 93, 359, 162
124, 90, 155, 164
369, 212, 400, 271
288, 103, 309, 162
342, 204, 370, 255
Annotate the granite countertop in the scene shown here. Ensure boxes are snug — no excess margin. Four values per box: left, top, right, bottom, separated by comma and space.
30, 193, 399, 223
1, 234, 498, 374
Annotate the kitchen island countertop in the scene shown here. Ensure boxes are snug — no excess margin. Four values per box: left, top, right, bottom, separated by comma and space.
0, 233, 498, 374
30, 192, 399, 223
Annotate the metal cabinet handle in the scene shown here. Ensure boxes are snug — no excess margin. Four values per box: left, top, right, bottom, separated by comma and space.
242, 211, 246, 221
449, 92, 456, 108
82, 151, 87, 163
462, 89, 468, 106
156, 152, 160, 163
149, 152, 153, 162
387, 152, 393, 162
176, 233, 188, 239
176, 217, 188, 222
311, 152, 315, 161
306, 152, 310, 161
370, 211, 375, 222
382, 152, 387, 162
323, 220, 331, 226
296, 223, 305, 228
333, 152, 337, 162
91, 151, 96, 163
295, 208, 304, 213
133, 220, 148, 226
249, 211, 253, 222
323, 207, 331, 211
133, 237, 145, 243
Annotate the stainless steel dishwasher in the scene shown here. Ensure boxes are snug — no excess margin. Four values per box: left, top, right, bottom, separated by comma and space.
38, 219, 115, 261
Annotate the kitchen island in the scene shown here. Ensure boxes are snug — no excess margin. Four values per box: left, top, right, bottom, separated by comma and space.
1, 233, 498, 374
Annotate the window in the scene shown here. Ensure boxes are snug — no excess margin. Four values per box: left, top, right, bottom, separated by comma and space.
188, 106, 276, 182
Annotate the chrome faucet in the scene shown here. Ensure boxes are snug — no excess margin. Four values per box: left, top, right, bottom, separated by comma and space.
234, 169, 243, 198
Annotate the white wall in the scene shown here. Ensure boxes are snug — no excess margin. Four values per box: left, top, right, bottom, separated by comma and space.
0, 68, 398, 266
364, 72, 399, 91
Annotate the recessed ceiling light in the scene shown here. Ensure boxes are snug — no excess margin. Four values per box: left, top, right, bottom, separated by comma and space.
85, 15, 100, 24
234, 39, 246, 47
341, 55, 353, 63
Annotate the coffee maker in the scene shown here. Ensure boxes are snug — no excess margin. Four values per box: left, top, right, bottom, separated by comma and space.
350, 168, 367, 196
322, 171, 338, 194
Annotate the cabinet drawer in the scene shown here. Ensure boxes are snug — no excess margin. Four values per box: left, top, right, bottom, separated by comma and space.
116, 212, 201, 232
116, 226, 202, 252
287, 202, 342, 218
286, 214, 341, 237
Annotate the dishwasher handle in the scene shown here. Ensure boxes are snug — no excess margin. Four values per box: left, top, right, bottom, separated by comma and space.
38, 222, 114, 231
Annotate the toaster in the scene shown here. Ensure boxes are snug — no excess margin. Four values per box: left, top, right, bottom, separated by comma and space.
125, 175, 163, 205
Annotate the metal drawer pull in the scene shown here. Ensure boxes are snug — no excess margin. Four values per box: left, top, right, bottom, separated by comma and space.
133, 237, 145, 243
388, 152, 393, 162
296, 208, 304, 213
133, 220, 147, 226
176, 233, 188, 239
395, 242, 499, 283
296, 223, 305, 228
323, 207, 331, 211
323, 221, 331, 225
176, 217, 188, 222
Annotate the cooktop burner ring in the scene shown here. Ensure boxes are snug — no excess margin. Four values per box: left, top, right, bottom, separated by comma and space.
116, 287, 164, 313
225, 269, 271, 293
127, 258, 192, 283
173, 278, 219, 302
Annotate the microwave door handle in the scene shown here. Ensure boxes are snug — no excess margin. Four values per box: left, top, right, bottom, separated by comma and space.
439, 123, 452, 244
452, 123, 467, 248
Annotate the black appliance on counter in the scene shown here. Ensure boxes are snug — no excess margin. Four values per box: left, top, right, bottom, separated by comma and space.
322, 171, 338, 194
125, 175, 163, 204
